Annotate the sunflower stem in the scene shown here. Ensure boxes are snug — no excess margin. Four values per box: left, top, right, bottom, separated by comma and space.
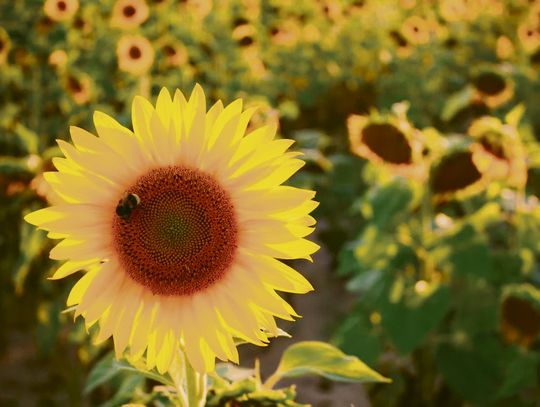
184, 355, 207, 407
263, 371, 282, 389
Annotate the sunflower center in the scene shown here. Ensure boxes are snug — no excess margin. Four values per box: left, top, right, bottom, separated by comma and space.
430, 151, 482, 194
361, 123, 412, 164
123, 5, 136, 17
112, 166, 238, 296
129, 45, 142, 59
479, 133, 506, 160
502, 296, 540, 338
0, 40, 4, 52
163, 45, 176, 57
57, 0, 67, 11
67, 76, 83, 93
474, 72, 506, 96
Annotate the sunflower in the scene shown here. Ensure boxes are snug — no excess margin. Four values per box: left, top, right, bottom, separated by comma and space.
430, 147, 486, 201
161, 42, 188, 68
25, 86, 318, 374
496, 35, 515, 60
468, 116, 527, 188
44, 0, 79, 22
517, 20, 540, 54
0, 27, 11, 66
471, 68, 514, 108
347, 110, 426, 180
111, 0, 149, 30
501, 284, 540, 348
232, 23, 257, 48
64, 73, 92, 105
400, 15, 431, 45
117, 34, 154, 75
389, 30, 413, 59
438, 0, 470, 22
49, 49, 68, 70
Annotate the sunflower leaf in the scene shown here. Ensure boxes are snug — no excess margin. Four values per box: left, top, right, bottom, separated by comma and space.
268, 341, 390, 387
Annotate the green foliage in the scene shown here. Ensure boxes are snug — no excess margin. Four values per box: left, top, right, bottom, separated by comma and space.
270, 341, 390, 384
2, 0, 540, 405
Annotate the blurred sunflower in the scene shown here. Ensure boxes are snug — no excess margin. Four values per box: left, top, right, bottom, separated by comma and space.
468, 116, 527, 188
64, 73, 92, 105
401, 15, 431, 45
232, 23, 257, 48
399, 0, 416, 9
161, 42, 188, 67
430, 147, 486, 200
111, 0, 149, 30
180, 0, 212, 20
49, 49, 67, 70
501, 285, 540, 348
117, 34, 154, 75
389, 30, 413, 58
517, 20, 540, 54
438, 0, 470, 22
471, 68, 514, 108
25, 86, 318, 373
347, 111, 426, 180
269, 19, 301, 47
44, 0, 79, 22
0, 27, 11, 65
496, 35, 515, 60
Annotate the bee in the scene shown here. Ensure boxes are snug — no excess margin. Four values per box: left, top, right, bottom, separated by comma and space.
116, 193, 141, 221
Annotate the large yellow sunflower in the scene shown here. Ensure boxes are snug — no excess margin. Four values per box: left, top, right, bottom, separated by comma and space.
25, 85, 318, 373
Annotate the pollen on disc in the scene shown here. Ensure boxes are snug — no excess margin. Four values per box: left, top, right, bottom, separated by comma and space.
112, 166, 238, 296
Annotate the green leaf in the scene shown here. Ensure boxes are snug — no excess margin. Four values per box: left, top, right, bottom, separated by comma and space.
13, 218, 47, 294
84, 353, 120, 395
380, 286, 450, 354
364, 180, 413, 230
441, 86, 473, 122
436, 335, 539, 403
100, 375, 145, 407
332, 313, 383, 366
84, 353, 173, 395
13, 123, 39, 154
271, 341, 390, 384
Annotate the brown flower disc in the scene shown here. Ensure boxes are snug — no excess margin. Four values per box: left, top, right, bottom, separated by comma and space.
129, 46, 142, 60
502, 296, 540, 339
123, 5, 136, 17
361, 123, 412, 164
430, 151, 482, 194
112, 166, 238, 296
474, 72, 506, 96
479, 133, 506, 160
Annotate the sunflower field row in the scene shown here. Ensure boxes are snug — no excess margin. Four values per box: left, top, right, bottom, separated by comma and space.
1, 0, 540, 405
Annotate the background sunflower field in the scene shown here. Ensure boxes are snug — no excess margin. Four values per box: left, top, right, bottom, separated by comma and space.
2, 0, 540, 406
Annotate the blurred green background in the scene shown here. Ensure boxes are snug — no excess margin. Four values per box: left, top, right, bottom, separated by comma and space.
2, 0, 540, 405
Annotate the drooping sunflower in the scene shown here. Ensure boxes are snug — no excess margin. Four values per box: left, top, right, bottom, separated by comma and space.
468, 116, 527, 188
44, 0, 79, 22
430, 146, 486, 201
500, 284, 540, 348
111, 0, 149, 30
116, 34, 154, 75
471, 68, 514, 109
347, 110, 426, 181
25, 86, 318, 373
64, 73, 92, 105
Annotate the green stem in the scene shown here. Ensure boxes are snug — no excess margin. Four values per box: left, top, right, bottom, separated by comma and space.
184, 356, 207, 407
171, 350, 188, 407
263, 371, 281, 389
